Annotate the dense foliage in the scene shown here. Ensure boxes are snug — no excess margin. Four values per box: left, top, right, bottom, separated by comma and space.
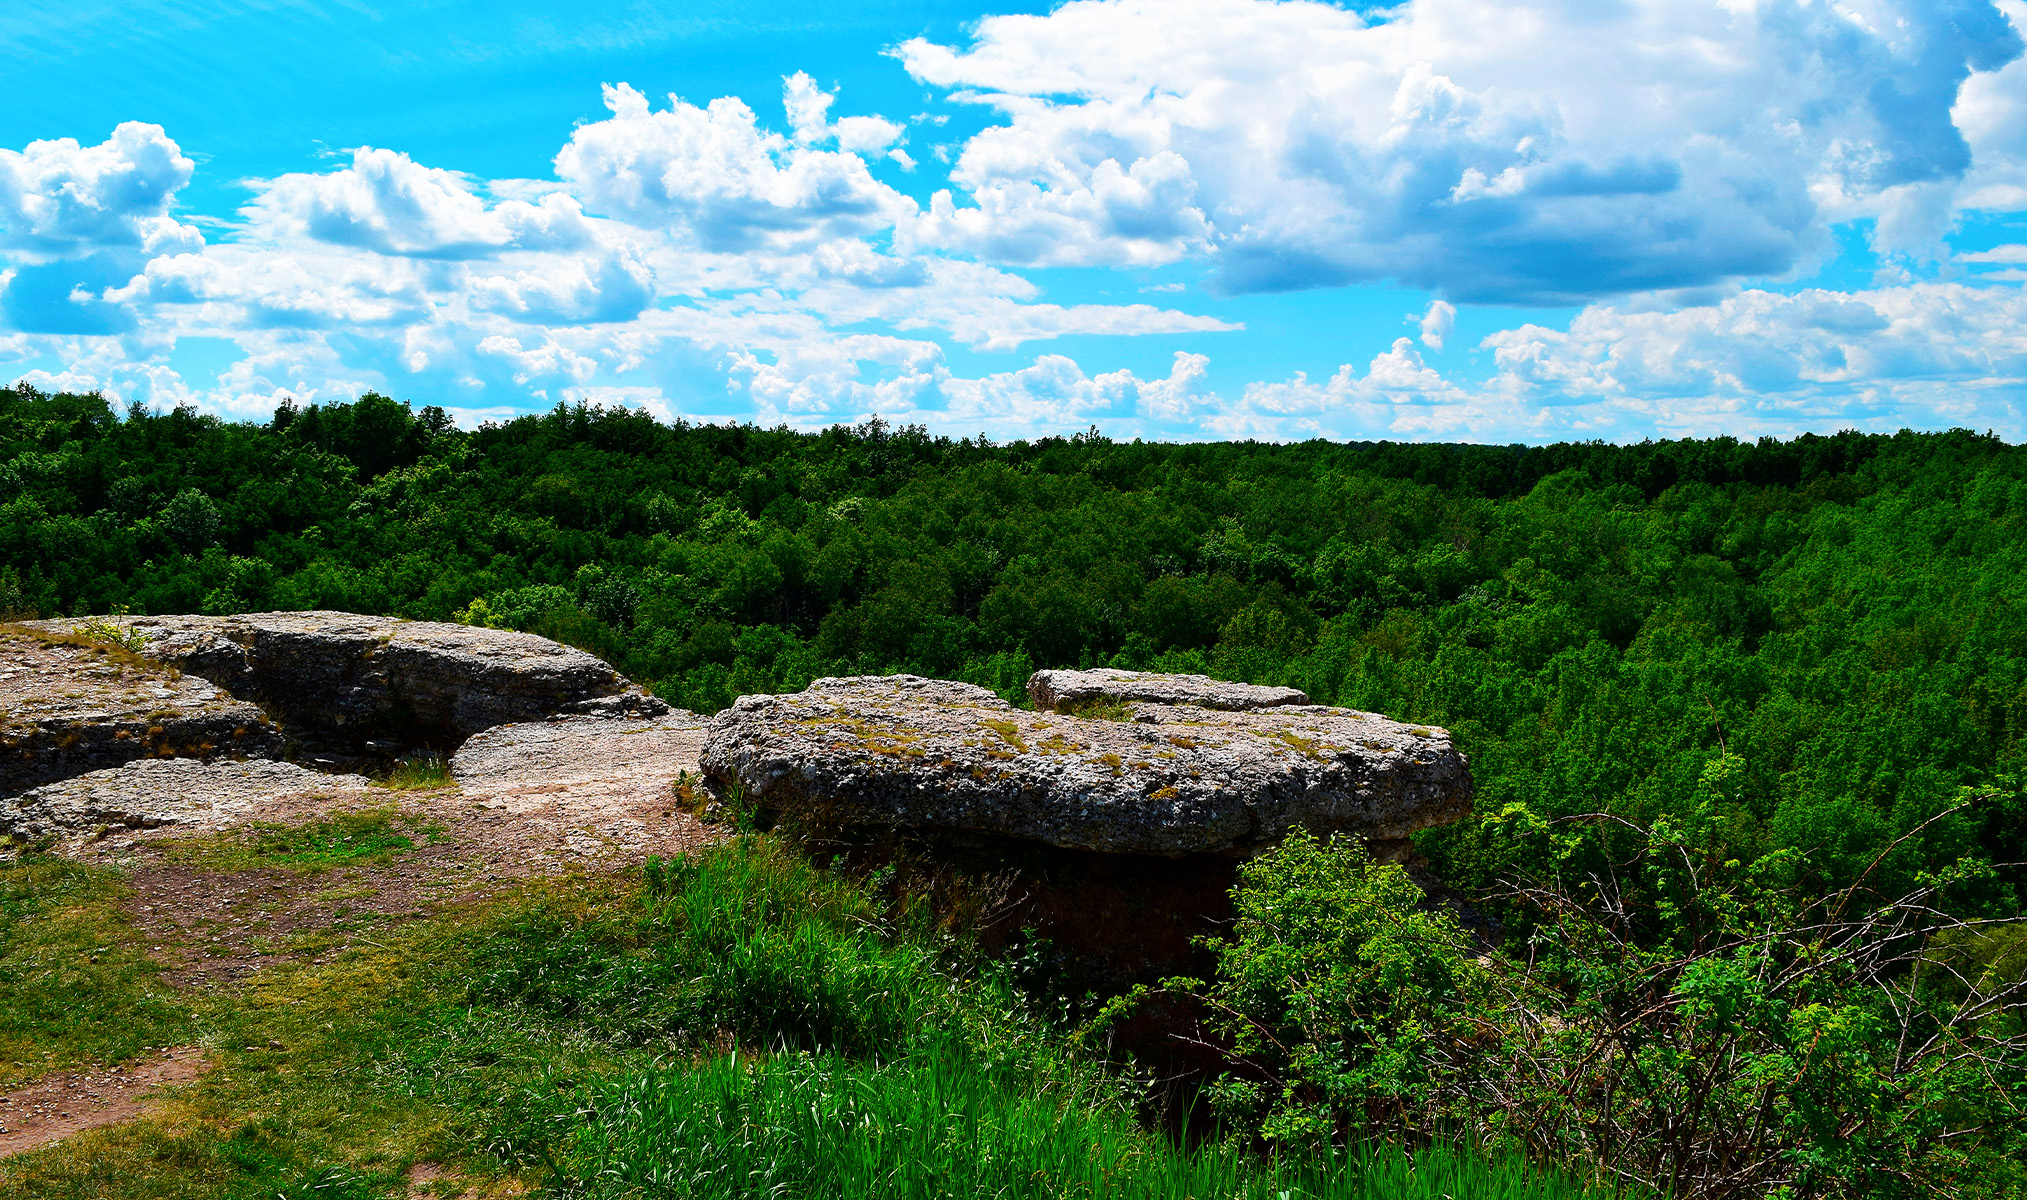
7, 382, 2027, 1194
1183, 824, 2027, 1199
6, 382, 2022, 905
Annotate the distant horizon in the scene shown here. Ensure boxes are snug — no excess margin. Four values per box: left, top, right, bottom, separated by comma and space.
4, 0, 2026, 445
30, 379, 2019, 454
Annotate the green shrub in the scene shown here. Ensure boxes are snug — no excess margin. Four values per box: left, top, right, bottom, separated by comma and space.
465, 838, 939, 1053
1186, 819, 2027, 1199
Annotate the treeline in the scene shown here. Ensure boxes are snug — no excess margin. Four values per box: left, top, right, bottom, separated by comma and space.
3, 383, 2025, 911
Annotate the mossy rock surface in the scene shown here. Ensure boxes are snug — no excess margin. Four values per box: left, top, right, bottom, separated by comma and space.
701, 673, 1474, 856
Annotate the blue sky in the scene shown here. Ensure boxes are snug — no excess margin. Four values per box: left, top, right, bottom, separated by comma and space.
5, 0, 2027, 443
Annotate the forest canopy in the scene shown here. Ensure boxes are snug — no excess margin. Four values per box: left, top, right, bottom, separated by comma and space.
3, 382, 2024, 911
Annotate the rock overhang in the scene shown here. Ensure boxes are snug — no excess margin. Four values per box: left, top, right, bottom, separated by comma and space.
701, 672, 1473, 857
24, 610, 666, 762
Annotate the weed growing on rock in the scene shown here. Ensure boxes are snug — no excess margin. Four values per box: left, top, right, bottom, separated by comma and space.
374, 755, 452, 791
1056, 696, 1135, 721
71, 609, 152, 654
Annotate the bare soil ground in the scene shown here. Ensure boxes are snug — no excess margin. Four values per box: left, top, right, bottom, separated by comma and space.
1, 715, 722, 1157
0, 1045, 211, 1157
85, 717, 720, 989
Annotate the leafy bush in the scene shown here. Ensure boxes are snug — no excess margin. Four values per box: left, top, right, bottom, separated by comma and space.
1187, 818, 2027, 1199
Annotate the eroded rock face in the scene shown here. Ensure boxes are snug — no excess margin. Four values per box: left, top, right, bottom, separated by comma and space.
1, 757, 372, 845
701, 674, 1472, 856
1, 627, 284, 797
28, 612, 666, 756
1028, 667, 1308, 712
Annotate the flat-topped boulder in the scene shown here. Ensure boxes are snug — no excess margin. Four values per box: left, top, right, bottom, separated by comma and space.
1, 757, 372, 846
701, 675, 1471, 856
27, 611, 666, 756
1, 625, 284, 797
1028, 667, 1308, 712
451, 714, 707, 790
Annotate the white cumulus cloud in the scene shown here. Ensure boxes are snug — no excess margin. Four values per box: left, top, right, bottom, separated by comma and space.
899, 0, 2022, 301
555, 81, 915, 251
0, 122, 201, 259
1419, 300, 1455, 351
248, 148, 595, 258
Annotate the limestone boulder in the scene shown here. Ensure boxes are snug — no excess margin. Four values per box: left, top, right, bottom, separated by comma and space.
701, 674, 1472, 856
1, 757, 372, 845
451, 714, 707, 791
0, 626, 284, 797
28, 611, 666, 754
1028, 667, 1308, 712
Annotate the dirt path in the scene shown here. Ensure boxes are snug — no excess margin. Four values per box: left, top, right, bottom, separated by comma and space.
0, 1046, 211, 1157
64, 717, 724, 989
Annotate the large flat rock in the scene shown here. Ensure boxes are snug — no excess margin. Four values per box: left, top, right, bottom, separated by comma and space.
701, 675, 1472, 856
448, 713, 710, 866
1028, 667, 1308, 712
1, 626, 285, 797
28, 612, 665, 754
451, 715, 707, 790
1, 757, 373, 845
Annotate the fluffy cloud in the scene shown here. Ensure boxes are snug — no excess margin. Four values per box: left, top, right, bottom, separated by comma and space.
0, 123, 204, 335
0, 122, 201, 259
729, 338, 1220, 433
466, 246, 654, 324
784, 72, 912, 167
1220, 337, 1475, 439
940, 349, 1216, 428
249, 148, 595, 258
1419, 300, 1455, 351
900, 0, 2022, 301
1483, 284, 2027, 428
1206, 282, 2027, 442
106, 246, 432, 329
555, 81, 915, 251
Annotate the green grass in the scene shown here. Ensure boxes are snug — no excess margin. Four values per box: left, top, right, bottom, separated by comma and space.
1054, 695, 1137, 721
0, 837, 1616, 1200
163, 807, 442, 872
552, 1041, 1591, 1200
0, 857, 193, 1087
373, 756, 452, 791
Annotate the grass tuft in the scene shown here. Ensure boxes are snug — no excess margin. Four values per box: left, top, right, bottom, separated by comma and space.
553, 1042, 1600, 1200
164, 807, 442, 872
375, 755, 452, 791
1055, 695, 1136, 721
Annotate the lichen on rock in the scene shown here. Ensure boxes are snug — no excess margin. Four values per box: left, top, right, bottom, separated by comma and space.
27, 611, 666, 756
1, 757, 373, 846
701, 673, 1472, 856
0, 625, 283, 797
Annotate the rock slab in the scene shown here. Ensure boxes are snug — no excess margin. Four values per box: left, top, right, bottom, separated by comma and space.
701, 674, 1472, 856
29, 611, 666, 753
1, 626, 284, 797
1028, 667, 1309, 712
1, 757, 372, 844
451, 714, 707, 790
